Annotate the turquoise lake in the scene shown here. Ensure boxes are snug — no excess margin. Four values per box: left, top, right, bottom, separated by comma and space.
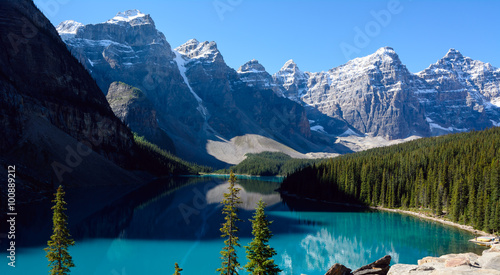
0, 176, 484, 274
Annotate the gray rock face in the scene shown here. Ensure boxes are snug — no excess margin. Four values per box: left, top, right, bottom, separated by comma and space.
237, 59, 278, 92
287, 47, 430, 139
106, 82, 175, 152
175, 38, 313, 144
417, 48, 500, 135
273, 59, 309, 102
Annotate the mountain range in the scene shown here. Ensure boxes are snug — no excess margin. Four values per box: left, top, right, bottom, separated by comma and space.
56, 10, 500, 167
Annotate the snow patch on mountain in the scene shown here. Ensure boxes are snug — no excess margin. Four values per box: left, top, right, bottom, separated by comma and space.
56, 20, 84, 34
56, 20, 84, 40
310, 125, 326, 133
106, 10, 151, 26
173, 50, 209, 119
175, 39, 220, 63
491, 98, 500, 107
426, 117, 468, 133
273, 59, 309, 102
339, 128, 362, 137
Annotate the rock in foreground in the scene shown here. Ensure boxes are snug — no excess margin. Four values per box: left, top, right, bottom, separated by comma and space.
325, 255, 391, 275
388, 244, 500, 275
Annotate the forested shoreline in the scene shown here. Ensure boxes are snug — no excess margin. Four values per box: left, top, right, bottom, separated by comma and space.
281, 127, 500, 233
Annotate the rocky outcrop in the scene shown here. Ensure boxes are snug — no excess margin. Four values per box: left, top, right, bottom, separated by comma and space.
388, 245, 500, 274
106, 81, 175, 152
325, 263, 352, 275
325, 255, 391, 275
352, 255, 391, 275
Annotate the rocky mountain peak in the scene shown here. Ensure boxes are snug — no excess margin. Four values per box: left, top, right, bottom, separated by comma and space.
106, 9, 154, 26
273, 59, 308, 101
56, 20, 83, 34
280, 59, 300, 72
175, 39, 221, 62
237, 59, 277, 92
275, 59, 307, 81
443, 48, 464, 61
359, 46, 402, 66
56, 20, 84, 40
237, 59, 266, 73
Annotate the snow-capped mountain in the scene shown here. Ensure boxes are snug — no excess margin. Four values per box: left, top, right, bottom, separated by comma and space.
417, 49, 500, 132
237, 59, 278, 92
56, 20, 84, 40
105, 9, 153, 26
56, 10, 500, 165
273, 60, 309, 102
271, 47, 500, 139
300, 47, 429, 139
58, 10, 322, 166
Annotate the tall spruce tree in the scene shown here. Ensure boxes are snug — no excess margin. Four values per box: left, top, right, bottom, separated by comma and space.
217, 171, 242, 275
244, 199, 281, 275
45, 185, 75, 275
173, 262, 183, 275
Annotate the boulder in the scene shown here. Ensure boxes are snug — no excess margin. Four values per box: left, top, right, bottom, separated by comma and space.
352, 255, 391, 275
444, 257, 470, 268
325, 263, 352, 275
387, 264, 435, 275
418, 256, 444, 265
478, 252, 500, 271
486, 244, 500, 253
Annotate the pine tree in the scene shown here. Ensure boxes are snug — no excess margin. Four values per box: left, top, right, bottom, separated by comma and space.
244, 199, 281, 275
173, 262, 183, 275
217, 171, 242, 275
45, 185, 75, 275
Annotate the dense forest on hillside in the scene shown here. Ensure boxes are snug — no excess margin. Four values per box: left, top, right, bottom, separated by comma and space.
134, 134, 212, 175
216, 152, 324, 176
281, 128, 500, 233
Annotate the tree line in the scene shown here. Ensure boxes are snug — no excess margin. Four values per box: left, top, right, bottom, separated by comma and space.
134, 133, 212, 175
216, 151, 324, 176
281, 127, 500, 233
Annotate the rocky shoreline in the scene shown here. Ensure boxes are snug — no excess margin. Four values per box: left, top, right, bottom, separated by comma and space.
388, 244, 500, 274
373, 206, 492, 237
324, 245, 500, 275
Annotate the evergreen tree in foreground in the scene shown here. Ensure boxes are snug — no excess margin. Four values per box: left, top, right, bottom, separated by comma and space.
217, 171, 243, 275
245, 199, 282, 275
173, 262, 183, 275
45, 185, 75, 275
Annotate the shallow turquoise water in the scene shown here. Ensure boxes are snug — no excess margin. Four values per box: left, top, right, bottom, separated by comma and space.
0, 176, 484, 274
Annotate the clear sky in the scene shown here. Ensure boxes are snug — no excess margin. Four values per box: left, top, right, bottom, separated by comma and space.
34, 0, 500, 74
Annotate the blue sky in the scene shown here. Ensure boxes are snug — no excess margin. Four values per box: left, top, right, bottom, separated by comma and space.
34, 0, 500, 74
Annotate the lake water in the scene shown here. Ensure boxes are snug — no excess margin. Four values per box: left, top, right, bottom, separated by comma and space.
0, 176, 484, 274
